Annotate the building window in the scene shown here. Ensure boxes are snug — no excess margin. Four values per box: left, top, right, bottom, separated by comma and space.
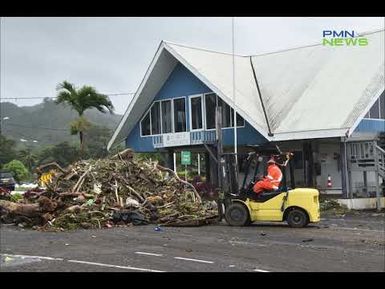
151, 101, 161, 135
369, 98, 380, 119
141, 111, 151, 136
236, 112, 245, 127
365, 92, 385, 120
229, 107, 245, 127
205, 93, 216, 129
174, 98, 186, 132
190, 95, 203, 130
218, 98, 232, 127
205, 94, 245, 129
161, 100, 172, 133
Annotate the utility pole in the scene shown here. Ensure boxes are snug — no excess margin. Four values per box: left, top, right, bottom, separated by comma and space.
0, 17, 3, 137
215, 105, 224, 221
197, 153, 201, 176
232, 17, 238, 164
216, 106, 223, 190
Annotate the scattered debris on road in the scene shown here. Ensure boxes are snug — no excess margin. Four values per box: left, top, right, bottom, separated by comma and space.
302, 238, 314, 242
0, 149, 218, 231
154, 225, 163, 232
4, 256, 13, 263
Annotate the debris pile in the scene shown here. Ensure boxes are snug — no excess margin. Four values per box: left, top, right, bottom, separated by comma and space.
320, 199, 349, 215
0, 149, 218, 230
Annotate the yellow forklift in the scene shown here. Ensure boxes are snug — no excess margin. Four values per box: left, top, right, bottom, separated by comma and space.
218, 145, 320, 228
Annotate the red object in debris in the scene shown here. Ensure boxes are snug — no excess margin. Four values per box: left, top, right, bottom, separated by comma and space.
327, 175, 332, 188
0, 187, 11, 196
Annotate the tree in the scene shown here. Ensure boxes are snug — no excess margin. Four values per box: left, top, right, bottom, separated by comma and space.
38, 142, 80, 167
3, 160, 29, 183
0, 135, 17, 168
69, 116, 92, 148
55, 81, 114, 154
18, 148, 38, 171
83, 124, 112, 159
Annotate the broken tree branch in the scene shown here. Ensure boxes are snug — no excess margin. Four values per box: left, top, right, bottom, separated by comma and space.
72, 165, 92, 193
156, 164, 201, 204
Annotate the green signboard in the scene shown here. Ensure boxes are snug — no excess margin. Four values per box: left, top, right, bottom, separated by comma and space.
181, 151, 191, 165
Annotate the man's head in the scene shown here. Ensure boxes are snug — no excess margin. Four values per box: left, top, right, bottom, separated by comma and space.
267, 158, 275, 165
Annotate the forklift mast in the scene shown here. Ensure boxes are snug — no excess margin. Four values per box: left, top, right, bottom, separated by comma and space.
219, 149, 296, 199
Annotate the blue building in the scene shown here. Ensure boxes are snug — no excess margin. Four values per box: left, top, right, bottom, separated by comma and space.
108, 30, 384, 200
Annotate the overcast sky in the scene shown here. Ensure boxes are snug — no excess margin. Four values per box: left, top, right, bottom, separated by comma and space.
1, 17, 384, 114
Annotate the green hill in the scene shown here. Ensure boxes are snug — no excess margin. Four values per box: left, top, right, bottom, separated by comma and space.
0, 99, 122, 147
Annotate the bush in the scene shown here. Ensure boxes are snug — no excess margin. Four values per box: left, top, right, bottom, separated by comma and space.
10, 193, 23, 202
3, 160, 29, 183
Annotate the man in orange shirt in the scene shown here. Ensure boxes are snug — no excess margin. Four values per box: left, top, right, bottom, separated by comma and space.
253, 158, 283, 195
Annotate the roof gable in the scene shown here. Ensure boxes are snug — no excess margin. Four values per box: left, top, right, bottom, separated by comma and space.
108, 30, 384, 149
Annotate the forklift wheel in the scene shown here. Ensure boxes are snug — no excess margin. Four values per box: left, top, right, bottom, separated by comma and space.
286, 209, 309, 228
225, 203, 250, 226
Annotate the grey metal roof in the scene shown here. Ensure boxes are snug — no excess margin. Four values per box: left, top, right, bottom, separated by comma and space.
108, 30, 384, 150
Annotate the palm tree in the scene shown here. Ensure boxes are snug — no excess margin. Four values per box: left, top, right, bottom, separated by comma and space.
18, 148, 37, 171
55, 81, 114, 153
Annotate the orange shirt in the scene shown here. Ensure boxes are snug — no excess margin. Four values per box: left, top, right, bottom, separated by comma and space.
266, 164, 282, 186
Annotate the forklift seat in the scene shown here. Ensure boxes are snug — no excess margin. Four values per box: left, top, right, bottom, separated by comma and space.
245, 189, 282, 202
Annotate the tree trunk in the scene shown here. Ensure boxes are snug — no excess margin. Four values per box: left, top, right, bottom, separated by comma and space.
0, 200, 41, 217
0, 197, 57, 218
79, 131, 84, 154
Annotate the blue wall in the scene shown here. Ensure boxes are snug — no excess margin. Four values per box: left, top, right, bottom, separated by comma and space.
354, 118, 385, 133
126, 63, 267, 152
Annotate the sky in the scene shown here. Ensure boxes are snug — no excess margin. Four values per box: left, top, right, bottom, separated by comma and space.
1, 17, 384, 115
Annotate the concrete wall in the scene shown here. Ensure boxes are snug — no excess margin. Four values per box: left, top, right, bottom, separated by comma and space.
337, 197, 385, 210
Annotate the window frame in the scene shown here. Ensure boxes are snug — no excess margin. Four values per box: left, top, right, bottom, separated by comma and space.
189, 94, 204, 131
380, 93, 385, 119
140, 107, 152, 137
160, 98, 174, 134
369, 98, 380, 119
203, 93, 246, 131
204, 92, 217, 130
364, 93, 385, 120
139, 92, 247, 138
150, 100, 162, 136
173, 96, 187, 133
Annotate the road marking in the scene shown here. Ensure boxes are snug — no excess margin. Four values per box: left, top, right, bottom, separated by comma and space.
254, 268, 270, 272
67, 259, 165, 272
135, 251, 163, 257
174, 257, 214, 264
1, 254, 63, 261
1, 253, 164, 272
229, 240, 267, 247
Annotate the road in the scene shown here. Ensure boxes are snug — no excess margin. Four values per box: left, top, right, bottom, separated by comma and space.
1, 212, 384, 272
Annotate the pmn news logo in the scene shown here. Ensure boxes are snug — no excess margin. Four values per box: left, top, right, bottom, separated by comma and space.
322, 30, 368, 46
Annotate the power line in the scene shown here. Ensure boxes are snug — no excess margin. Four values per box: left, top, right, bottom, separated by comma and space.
1, 92, 136, 100
3, 123, 68, 131
105, 93, 136, 96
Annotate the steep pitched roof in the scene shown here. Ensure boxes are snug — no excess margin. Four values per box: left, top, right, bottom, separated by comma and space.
108, 30, 384, 150
253, 30, 384, 140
